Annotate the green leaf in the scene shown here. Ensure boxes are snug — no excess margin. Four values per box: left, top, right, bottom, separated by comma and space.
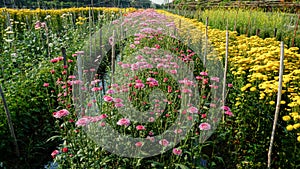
46, 135, 62, 142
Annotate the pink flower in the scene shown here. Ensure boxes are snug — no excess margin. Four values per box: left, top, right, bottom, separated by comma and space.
135, 142, 143, 147
170, 70, 177, 74
100, 114, 108, 119
68, 75, 76, 79
148, 117, 155, 122
117, 118, 130, 126
200, 72, 208, 76
196, 76, 202, 80
53, 109, 70, 118
136, 125, 146, 131
135, 83, 145, 89
228, 83, 233, 87
210, 103, 216, 108
146, 136, 155, 142
181, 89, 192, 93
201, 114, 207, 118
172, 148, 182, 155
113, 98, 123, 103
50, 58, 59, 63
202, 78, 209, 84
174, 129, 183, 134
136, 55, 143, 60
92, 87, 102, 92
130, 44, 136, 48
103, 95, 113, 102
221, 106, 231, 111
199, 123, 211, 131
225, 111, 234, 116
106, 89, 115, 94
51, 150, 59, 158
159, 139, 169, 147
43, 83, 49, 87
168, 86, 172, 93
115, 103, 124, 108
75, 117, 90, 127
211, 77, 220, 82
188, 106, 198, 114
131, 63, 139, 71
89, 114, 108, 122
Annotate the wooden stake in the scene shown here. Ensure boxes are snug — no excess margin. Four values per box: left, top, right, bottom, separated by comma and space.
222, 21, 229, 122
111, 30, 116, 84
62, 47, 67, 68
0, 84, 19, 157
256, 28, 260, 36
267, 41, 284, 169
99, 29, 105, 94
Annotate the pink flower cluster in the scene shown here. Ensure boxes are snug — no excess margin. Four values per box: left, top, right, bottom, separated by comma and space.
75, 114, 108, 127
221, 106, 234, 116
53, 109, 70, 118
117, 118, 131, 127
50, 56, 63, 63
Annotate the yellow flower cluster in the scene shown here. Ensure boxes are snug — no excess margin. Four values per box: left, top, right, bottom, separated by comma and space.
0, 7, 136, 24
156, 10, 300, 141
1, 7, 136, 16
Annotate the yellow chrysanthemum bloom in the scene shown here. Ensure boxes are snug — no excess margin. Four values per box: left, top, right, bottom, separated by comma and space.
286, 125, 294, 131
290, 112, 299, 117
293, 115, 300, 121
280, 100, 286, 104
250, 87, 256, 92
282, 115, 291, 121
297, 136, 300, 142
294, 123, 300, 129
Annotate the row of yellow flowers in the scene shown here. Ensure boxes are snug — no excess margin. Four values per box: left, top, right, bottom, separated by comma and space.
0, 7, 136, 16
157, 10, 300, 141
0, 7, 136, 26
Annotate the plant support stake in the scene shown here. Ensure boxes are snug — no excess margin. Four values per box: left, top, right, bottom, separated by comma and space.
111, 30, 116, 84
222, 22, 229, 122
267, 41, 284, 169
0, 84, 20, 157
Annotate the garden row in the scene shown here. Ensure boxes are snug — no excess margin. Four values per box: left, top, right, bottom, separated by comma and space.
0, 7, 135, 169
158, 9, 300, 168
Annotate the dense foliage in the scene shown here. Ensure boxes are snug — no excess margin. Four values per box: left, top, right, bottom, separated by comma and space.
0, 7, 135, 168
1, 6, 300, 169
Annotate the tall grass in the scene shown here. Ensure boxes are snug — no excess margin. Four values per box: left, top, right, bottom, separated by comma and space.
169, 8, 300, 49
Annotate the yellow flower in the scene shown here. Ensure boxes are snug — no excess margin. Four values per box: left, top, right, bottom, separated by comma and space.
294, 123, 300, 129
280, 100, 286, 104
250, 87, 256, 92
235, 102, 241, 107
269, 101, 275, 105
282, 115, 291, 121
293, 115, 300, 121
286, 125, 294, 131
290, 112, 299, 117
297, 136, 300, 142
